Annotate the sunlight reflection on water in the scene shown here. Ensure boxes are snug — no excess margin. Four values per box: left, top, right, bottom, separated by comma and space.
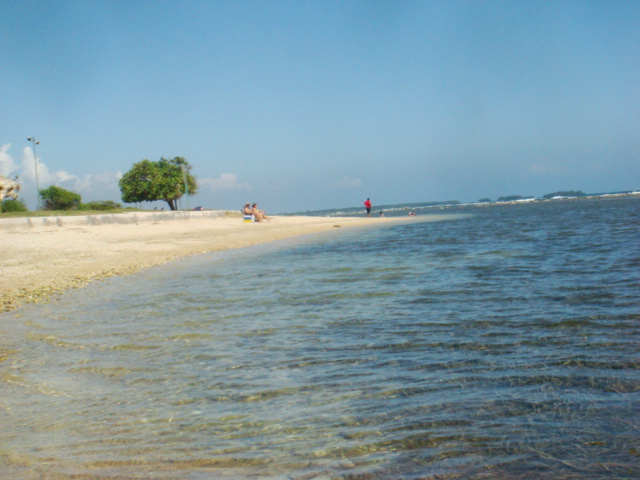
1, 198, 639, 479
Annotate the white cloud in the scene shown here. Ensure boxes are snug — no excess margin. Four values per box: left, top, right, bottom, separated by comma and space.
0, 144, 18, 177
20, 146, 43, 183
56, 170, 81, 185
18, 147, 120, 197
198, 173, 251, 191
332, 176, 362, 188
20, 149, 79, 189
59, 171, 122, 199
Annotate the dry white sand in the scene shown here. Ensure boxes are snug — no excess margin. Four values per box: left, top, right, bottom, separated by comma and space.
0, 210, 425, 312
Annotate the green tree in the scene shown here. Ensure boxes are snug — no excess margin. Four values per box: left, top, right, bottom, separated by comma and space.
40, 185, 82, 210
118, 159, 159, 206
119, 157, 197, 210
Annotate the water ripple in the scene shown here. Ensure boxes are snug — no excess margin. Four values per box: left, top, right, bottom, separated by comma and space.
1, 197, 639, 479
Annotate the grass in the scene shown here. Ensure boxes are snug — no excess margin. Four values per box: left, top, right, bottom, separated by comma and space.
0, 208, 143, 218
1, 209, 241, 219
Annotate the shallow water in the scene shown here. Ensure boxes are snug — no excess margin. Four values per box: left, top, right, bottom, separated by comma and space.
1, 197, 639, 479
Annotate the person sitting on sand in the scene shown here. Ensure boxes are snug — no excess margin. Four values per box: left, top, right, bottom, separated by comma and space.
252, 203, 270, 222
243, 203, 252, 215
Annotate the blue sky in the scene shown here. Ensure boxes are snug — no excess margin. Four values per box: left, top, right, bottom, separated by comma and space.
1, 0, 638, 213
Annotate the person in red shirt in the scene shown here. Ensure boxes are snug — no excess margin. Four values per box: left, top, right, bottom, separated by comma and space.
364, 198, 372, 217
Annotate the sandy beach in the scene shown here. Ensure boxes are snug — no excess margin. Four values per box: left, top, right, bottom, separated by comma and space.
0, 210, 417, 313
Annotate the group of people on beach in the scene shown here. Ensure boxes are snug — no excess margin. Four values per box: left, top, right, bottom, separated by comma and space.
243, 203, 270, 222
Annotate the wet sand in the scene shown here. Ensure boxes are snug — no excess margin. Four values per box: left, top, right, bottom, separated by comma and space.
0, 210, 416, 313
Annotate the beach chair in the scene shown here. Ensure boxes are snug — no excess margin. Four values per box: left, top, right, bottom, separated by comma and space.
243, 214, 255, 223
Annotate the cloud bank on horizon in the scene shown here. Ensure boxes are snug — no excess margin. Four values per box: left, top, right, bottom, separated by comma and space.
2, 1, 639, 213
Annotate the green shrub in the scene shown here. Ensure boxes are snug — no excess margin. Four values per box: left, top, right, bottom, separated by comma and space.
39, 185, 81, 210
78, 200, 123, 211
1, 198, 29, 213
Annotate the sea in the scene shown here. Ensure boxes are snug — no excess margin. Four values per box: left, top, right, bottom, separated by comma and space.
1, 195, 638, 480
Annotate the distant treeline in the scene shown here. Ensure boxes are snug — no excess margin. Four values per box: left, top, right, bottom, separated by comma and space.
287, 189, 633, 216
541, 190, 586, 199
295, 200, 460, 216
478, 191, 586, 203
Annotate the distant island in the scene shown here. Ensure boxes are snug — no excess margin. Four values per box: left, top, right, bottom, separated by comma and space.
285, 189, 638, 216
477, 191, 585, 203
293, 200, 460, 217
540, 190, 586, 199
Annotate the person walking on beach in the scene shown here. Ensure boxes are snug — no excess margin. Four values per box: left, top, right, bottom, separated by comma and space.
364, 198, 372, 217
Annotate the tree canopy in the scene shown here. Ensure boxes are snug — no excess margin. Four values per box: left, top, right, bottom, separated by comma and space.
40, 185, 82, 210
119, 157, 197, 210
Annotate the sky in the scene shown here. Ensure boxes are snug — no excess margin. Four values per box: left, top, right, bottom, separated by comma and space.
1, 0, 639, 213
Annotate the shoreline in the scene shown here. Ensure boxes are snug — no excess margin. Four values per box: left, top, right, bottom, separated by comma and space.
0, 211, 429, 313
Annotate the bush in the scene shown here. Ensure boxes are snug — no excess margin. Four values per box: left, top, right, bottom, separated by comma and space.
39, 185, 81, 210
78, 200, 123, 211
1, 198, 29, 213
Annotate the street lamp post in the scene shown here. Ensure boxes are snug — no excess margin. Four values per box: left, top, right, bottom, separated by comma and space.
27, 137, 40, 209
